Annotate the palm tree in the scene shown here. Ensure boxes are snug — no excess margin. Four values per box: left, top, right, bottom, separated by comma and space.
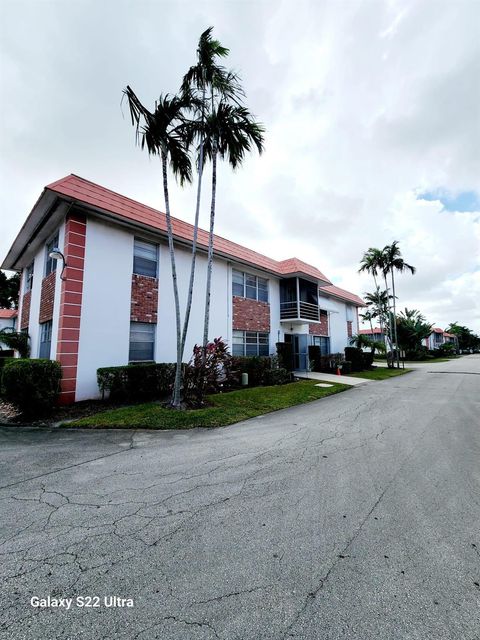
349, 333, 385, 354
123, 86, 192, 408
363, 287, 393, 363
359, 248, 383, 290
359, 248, 391, 357
396, 308, 432, 353
382, 242, 416, 367
360, 309, 378, 353
179, 28, 240, 360
360, 309, 375, 339
200, 101, 265, 348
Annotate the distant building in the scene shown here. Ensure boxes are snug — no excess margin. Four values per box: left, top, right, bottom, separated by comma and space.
0, 308, 17, 352
424, 328, 459, 350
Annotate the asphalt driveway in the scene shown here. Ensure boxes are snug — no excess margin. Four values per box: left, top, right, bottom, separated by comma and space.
1, 356, 479, 639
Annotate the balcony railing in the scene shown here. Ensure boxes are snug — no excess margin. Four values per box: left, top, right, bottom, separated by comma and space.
280, 301, 320, 321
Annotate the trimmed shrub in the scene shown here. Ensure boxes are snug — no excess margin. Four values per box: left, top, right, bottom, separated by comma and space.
0, 356, 15, 395
263, 367, 291, 386
231, 356, 272, 387
437, 343, 456, 356
308, 346, 321, 372
97, 363, 175, 402
344, 347, 363, 372
341, 360, 352, 375
362, 352, 374, 369
2, 359, 62, 415
276, 342, 294, 372
404, 347, 428, 360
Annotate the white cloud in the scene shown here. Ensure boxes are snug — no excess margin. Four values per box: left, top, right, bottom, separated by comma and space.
1, 0, 479, 330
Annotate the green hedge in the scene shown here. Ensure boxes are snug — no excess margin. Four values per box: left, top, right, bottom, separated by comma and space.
97, 363, 176, 402
2, 359, 62, 415
362, 352, 374, 369
276, 342, 294, 372
263, 367, 291, 386
344, 347, 363, 372
230, 356, 272, 387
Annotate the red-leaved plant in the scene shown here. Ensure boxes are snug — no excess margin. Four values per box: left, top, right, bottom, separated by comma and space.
183, 337, 237, 407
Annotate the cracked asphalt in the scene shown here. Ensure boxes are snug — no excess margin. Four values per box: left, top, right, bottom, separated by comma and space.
1, 355, 479, 640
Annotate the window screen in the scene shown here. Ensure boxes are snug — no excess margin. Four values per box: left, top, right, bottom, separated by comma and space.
232, 270, 268, 302
45, 235, 59, 277
133, 239, 158, 278
129, 322, 155, 361
39, 321, 52, 359
232, 330, 269, 357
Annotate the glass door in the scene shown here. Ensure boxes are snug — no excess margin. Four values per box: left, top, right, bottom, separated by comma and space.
286, 334, 308, 370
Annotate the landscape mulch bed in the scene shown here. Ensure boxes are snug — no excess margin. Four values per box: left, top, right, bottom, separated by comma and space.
0, 399, 129, 427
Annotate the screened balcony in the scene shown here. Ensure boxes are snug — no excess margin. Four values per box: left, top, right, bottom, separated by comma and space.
280, 277, 320, 322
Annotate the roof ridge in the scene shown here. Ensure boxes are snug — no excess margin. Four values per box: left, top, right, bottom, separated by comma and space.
45, 173, 333, 283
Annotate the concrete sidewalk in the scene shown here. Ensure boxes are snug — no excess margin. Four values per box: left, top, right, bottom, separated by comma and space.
294, 371, 370, 386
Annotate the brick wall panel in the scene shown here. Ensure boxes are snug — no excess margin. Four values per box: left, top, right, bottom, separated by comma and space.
131, 274, 159, 323
232, 296, 270, 332
309, 311, 329, 336
20, 290, 31, 330
347, 320, 353, 337
39, 271, 56, 323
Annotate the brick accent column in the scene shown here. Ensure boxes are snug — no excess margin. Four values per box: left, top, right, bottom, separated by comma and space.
130, 274, 158, 323
56, 212, 87, 404
232, 297, 270, 332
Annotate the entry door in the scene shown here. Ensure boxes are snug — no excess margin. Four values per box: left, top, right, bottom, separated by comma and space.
287, 334, 308, 370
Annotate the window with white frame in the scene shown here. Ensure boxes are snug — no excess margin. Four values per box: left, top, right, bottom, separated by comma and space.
232, 269, 268, 302
232, 330, 269, 357
45, 234, 59, 277
39, 320, 52, 359
129, 322, 155, 361
25, 263, 34, 292
133, 238, 158, 278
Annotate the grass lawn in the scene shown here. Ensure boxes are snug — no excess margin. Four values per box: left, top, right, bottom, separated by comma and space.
67, 379, 350, 430
349, 368, 413, 381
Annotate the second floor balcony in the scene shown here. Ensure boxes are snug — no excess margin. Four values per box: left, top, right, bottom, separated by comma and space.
280, 300, 320, 321
280, 277, 320, 322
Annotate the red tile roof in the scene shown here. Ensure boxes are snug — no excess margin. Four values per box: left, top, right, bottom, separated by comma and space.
443, 332, 456, 338
433, 327, 444, 333
359, 328, 383, 334
319, 284, 364, 307
47, 174, 332, 283
0, 309, 17, 319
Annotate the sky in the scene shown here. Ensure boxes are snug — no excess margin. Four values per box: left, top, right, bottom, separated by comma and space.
0, 0, 479, 332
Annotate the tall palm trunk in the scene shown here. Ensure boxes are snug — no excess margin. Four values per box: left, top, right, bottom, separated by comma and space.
390, 271, 400, 368
369, 317, 376, 356
203, 142, 218, 348
383, 273, 395, 367
161, 152, 183, 408
181, 86, 206, 360
371, 273, 387, 357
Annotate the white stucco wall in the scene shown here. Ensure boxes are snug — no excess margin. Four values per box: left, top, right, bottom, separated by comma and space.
157, 243, 231, 362
0, 315, 17, 350
0, 317, 16, 332
76, 218, 132, 401
20, 223, 64, 359
268, 277, 281, 352
318, 294, 349, 354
